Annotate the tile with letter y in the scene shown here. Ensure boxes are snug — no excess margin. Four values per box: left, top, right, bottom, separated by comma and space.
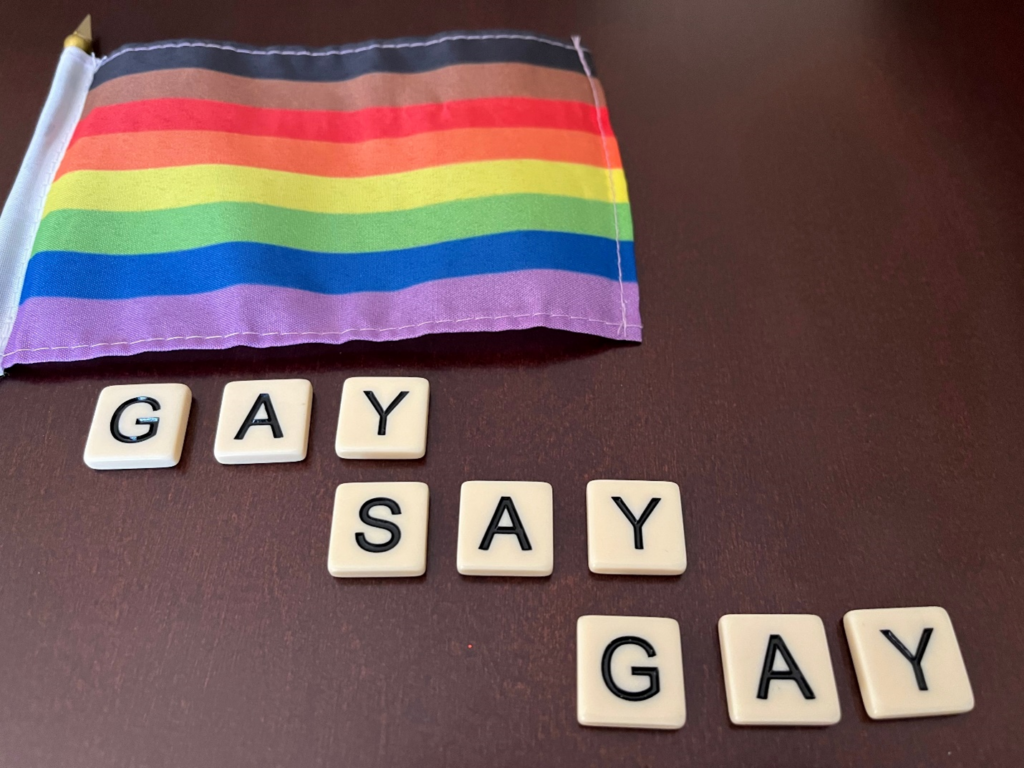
214, 379, 312, 464
335, 376, 429, 459
718, 614, 841, 726
844, 606, 974, 720
327, 482, 429, 578
587, 480, 686, 575
576, 615, 686, 730
83, 383, 192, 470
457, 481, 553, 576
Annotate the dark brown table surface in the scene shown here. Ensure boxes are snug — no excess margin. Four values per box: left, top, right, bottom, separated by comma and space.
2, 1, 1023, 765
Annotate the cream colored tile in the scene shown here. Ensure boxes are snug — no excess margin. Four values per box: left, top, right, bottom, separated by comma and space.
844, 606, 974, 720
83, 383, 192, 470
576, 615, 686, 729
718, 614, 841, 726
456, 481, 553, 576
335, 376, 429, 459
327, 482, 429, 578
213, 379, 312, 464
587, 480, 686, 575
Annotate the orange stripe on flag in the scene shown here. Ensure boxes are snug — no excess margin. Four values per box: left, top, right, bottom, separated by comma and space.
55, 127, 623, 180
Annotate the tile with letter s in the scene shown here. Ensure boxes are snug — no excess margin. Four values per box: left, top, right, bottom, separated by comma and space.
328, 482, 429, 578
83, 383, 192, 470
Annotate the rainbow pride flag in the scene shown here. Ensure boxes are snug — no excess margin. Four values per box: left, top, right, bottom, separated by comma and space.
0, 31, 639, 370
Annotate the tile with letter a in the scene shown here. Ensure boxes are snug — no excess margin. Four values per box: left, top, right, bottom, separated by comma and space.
83, 383, 192, 470
457, 481, 553, 576
844, 606, 974, 720
214, 379, 312, 464
327, 482, 429, 578
576, 615, 686, 730
587, 480, 686, 575
335, 376, 429, 460
718, 614, 841, 726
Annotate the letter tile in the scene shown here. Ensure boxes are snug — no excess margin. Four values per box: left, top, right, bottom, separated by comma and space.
335, 376, 429, 459
576, 615, 686, 729
843, 606, 974, 719
456, 481, 553, 576
718, 614, 841, 726
327, 482, 429, 578
587, 480, 686, 575
214, 379, 312, 464
83, 383, 192, 470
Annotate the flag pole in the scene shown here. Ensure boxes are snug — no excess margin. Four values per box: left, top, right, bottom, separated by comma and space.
0, 15, 97, 374
64, 15, 94, 54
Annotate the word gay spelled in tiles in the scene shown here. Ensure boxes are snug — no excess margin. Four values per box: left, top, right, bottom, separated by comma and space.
335, 376, 430, 460
214, 379, 312, 465
844, 606, 974, 719
718, 614, 841, 726
577, 615, 687, 729
578, 607, 971, 730
83, 383, 192, 470
328, 482, 430, 578
587, 480, 687, 575
84, 376, 429, 470
456, 481, 554, 577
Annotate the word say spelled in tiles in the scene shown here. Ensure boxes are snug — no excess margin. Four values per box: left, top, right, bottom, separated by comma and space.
844, 606, 973, 720
335, 376, 429, 460
577, 615, 686, 730
587, 480, 686, 575
718, 614, 841, 726
328, 482, 429, 578
214, 379, 312, 464
457, 481, 553, 576
84, 383, 192, 470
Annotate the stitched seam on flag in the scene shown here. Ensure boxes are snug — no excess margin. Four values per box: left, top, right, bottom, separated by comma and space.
98, 34, 587, 67
571, 35, 627, 339
1, 313, 643, 356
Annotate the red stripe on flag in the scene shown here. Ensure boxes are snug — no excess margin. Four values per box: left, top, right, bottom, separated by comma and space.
69, 97, 613, 146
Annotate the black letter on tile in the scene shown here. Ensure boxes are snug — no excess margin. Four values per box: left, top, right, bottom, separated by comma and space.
612, 496, 661, 549
757, 634, 816, 700
881, 628, 933, 691
234, 393, 283, 440
479, 497, 532, 551
601, 636, 660, 701
355, 497, 402, 553
364, 391, 409, 436
110, 396, 161, 443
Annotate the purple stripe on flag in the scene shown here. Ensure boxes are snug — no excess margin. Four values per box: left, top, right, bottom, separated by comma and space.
2, 270, 641, 366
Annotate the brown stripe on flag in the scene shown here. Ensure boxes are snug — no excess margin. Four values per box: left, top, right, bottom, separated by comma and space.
82, 62, 607, 119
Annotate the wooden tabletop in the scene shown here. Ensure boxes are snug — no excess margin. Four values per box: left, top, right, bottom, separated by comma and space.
2, 2, 1022, 765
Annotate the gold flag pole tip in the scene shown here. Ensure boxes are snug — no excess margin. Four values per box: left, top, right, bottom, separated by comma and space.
64, 15, 92, 53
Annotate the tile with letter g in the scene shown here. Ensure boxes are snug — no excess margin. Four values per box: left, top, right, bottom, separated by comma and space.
83, 383, 192, 470
718, 614, 841, 726
844, 606, 974, 720
335, 376, 429, 459
576, 615, 686, 730
457, 481, 553, 576
587, 479, 686, 575
327, 482, 429, 578
214, 379, 312, 464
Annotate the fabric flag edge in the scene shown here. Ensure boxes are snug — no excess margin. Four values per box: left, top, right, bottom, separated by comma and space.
0, 46, 97, 375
